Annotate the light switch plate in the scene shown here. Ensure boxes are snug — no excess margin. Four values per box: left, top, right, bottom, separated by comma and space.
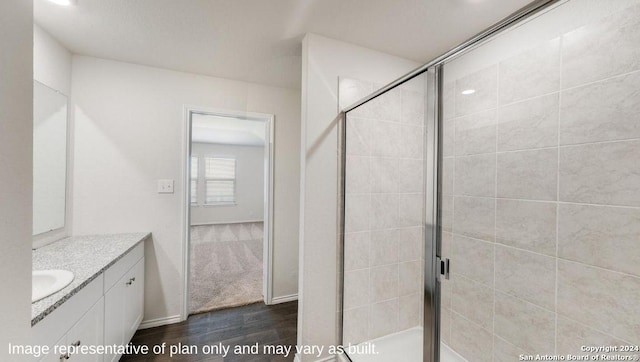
157, 179, 174, 194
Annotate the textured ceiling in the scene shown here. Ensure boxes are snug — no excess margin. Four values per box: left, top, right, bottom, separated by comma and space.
34, 0, 534, 89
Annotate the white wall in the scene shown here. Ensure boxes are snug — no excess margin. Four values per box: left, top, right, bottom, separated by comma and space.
0, 0, 33, 359
190, 143, 265, 225
71, 56, 301, 324
33, 24, 73, 247
298, 33, 419, 361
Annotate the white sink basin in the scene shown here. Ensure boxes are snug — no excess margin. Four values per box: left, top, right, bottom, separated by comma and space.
32, 270, 74, 303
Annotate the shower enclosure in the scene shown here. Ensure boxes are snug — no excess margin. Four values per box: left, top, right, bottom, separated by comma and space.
339, 0, 640, 360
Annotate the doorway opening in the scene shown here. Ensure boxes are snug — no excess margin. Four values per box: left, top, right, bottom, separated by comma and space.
182, 107, 274, 316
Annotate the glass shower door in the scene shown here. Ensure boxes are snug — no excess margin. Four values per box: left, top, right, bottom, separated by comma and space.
439, 1, 640, 360
340, 75, 428, 361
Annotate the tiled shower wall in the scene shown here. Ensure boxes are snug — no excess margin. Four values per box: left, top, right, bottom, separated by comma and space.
340, 77, 426, 345
441, 4, 640, 361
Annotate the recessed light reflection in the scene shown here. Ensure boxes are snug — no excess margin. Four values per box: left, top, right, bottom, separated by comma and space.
461, 89, 476, 95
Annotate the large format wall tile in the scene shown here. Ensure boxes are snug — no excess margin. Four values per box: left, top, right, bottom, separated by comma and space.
562, 5, 640, 89
399, 261, 421, 296
560, 71, 640, 145
453, 196, 495, 242
402, 89, 425, 126
370, 265, 399, 303
559, 203, 640, 277
442, 157, 454, 196
559, 140, 640, 206
495, 245, 556, 310
400, 124, 424, 159
399, 158, 424, 193
369, 299, 399, 339
455, 65, 498, 117
370, 229, 398, 267
345, 194, 370, 232
339, 78, 373, 112
494, 336, 530, 362
443, 118, 455, 157
343, 306, 369, 345
346, 117, 371, 156
451, 234, 494, 286
450, 312, 493, 362
370, 194, 398, 229
441, 307, 451, 345
495, 292, 555, 353
499, 38, 561, 105
344, 232, 370, 271
497, 93, 559, 151
364, 85, 402, 122
371, 120, 400, 157
443, 81, 455, 120
558, 260, 640, 343
495, 199, 556, 256
398, 227, 422, 262
497, 148, 558, 201
399, 293, 422, 330
370, 157, 398, 193
556, 317, 631, 357
454, 109, 497, 156
344, 269, 369, 310
454, 154, 496, 197
451, 275, 494, 329
346, 156, 371, 194
398, 194, 423, 227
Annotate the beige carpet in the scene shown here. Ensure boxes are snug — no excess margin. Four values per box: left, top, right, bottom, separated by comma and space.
189, 222, 264, 315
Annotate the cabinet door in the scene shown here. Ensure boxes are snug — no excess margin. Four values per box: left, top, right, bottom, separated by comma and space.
124, 258, 145, 342
104, 275, 126, 362
39, 334, 67, 362
66, 298, 104, 362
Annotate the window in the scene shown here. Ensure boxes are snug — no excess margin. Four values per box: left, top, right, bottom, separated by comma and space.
204, 157, 236, 205
190, 156, 198, 204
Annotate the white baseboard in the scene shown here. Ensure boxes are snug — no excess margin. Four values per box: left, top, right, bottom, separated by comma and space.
138, 315, 182, 329
270, 293, 298, 304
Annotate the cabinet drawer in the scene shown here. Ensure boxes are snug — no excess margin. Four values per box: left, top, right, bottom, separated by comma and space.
104, 242, 143, 293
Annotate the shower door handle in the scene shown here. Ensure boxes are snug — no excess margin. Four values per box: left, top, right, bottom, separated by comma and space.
438, 257, 450, 280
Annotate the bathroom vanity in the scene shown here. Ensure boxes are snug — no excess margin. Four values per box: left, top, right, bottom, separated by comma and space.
32, 233, 149, 362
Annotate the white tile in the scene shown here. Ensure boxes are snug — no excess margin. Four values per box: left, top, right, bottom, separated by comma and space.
453, 196, 495, 242
451, 234, 494, 286
454, 153, 496, 197
370, 194, 398, 230
497, 148, 558, 201
371, 120, 401, 157
562, 5, 640, 88
344, 232, 370, 271
559, 140, 640, 207
344, 269, 369, 310
495, 245, 556, 310
455, 65, 498, 117
370, 157, 398, 194
369, 299, 399, 339
499, 38, 561, 105
398, 158, 424, 194
346, 156, 370, 194
454, 109, 497, 156
560, 71, 640, 145
398, 194, 423, 228
559, 203, 640, 277
495, 292, 555, 353
498, 93, 559, 152
496, 199, 557, 256
398, 227, 422, 262
370, 264, 399, 303
558, 260, 640, 343
450, 312, 493, 362
399, 261, 421, 296
346, 116, 372, 156
370, 229, 398, 267
343, 306, 369, 345
345, 194, 370, 233
401, 89, 425, 125
451, 275, 494, 330
399, 293, 422, 330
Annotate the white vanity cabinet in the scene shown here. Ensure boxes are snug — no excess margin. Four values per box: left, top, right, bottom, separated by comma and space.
104, 246, 145, 362
33, 242, 145, 362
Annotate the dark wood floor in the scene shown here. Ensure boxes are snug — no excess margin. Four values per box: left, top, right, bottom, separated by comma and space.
121, 301, 298, 362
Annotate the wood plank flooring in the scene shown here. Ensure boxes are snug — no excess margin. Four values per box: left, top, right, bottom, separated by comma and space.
121, 301, 297, 362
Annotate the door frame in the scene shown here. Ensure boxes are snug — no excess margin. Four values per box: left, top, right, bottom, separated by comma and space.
180, 105, 275, 321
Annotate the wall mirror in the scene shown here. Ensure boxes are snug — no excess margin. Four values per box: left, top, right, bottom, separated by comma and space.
33, 80, 68, 236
